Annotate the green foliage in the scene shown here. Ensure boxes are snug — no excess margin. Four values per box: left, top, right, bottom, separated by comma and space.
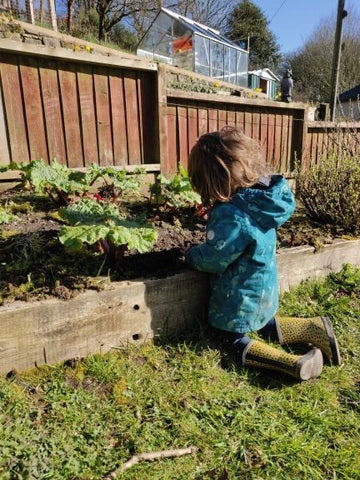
150, 166, 201, 209
0, 207, 16, 225
167, 80, 222, 94
1, 266, 360, 478
226, 0, 281, 70
14, 159, 89, 206
86, 164, 145, 198
296, 154, 360, 233
58, 198, 157, 255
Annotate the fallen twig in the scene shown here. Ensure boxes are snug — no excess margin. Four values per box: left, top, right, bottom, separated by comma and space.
103, 445, 198, 478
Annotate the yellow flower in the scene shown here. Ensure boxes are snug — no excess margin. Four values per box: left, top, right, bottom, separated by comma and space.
214, 81, 220, 88
85, 45, 92, 52
73, 44, 81, 52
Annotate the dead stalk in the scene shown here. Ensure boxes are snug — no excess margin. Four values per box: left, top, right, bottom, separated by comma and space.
103, 445, 198, 478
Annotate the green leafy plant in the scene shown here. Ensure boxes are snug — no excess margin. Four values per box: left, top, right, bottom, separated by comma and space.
58, 198, 157, 267
150, 166, 201, 210
0, 207, 16, 224
14, 159, 89, 206
296, 154, 360, 233
86, 165, 145, 201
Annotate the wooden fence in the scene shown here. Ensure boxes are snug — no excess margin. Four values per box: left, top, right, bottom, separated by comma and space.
0, 50, 158, 168
0, 37, 359, 176
165, 88, 307, 174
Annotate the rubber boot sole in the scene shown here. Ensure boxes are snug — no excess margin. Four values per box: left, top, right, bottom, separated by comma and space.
297, 347, 323, 380
321, 316, 342, 366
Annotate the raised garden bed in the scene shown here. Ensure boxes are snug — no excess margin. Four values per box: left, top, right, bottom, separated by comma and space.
1, 184, 360, 374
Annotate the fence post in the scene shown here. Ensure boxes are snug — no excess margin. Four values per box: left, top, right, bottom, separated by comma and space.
291, 106, 308, 172
157, 63, 173, 175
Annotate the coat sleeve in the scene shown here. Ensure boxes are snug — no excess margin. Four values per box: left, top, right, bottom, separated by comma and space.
186, 204, 252, 274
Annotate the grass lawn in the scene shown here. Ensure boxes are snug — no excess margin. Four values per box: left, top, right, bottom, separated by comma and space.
1, 264, 359, 479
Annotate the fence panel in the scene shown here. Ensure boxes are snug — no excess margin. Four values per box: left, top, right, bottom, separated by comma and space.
165, 91, 305, 174
305, 122, 360, 166
0, 50, 158, 168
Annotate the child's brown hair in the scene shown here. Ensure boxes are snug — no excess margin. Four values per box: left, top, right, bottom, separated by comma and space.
188, 126, 269, 205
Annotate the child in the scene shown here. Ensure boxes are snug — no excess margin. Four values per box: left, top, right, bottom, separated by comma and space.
186, 126, 341, 381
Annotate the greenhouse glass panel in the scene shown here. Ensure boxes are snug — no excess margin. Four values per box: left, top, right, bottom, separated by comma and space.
236, 50, 248, 87
137, 11, 174, 61
229, 48, 237, 84
194, 34, 210, 77
210, 41, 224, 80
223, 47, 230, 83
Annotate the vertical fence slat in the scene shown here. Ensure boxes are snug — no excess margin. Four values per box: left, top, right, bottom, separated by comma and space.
198, 108, 208, 137
0, 79, 10, 164
260, 111, 269, 164
280, 115, 288, 172
167, 105, 177, 172
39, 60, 66, 164
178, 106, 188, 168
137, 71, 156, 164
227, 109, 235, 128
188, 107, 198, 155
273, 114, 282, 171
109, 71, 128, 166
287, 115, 293, 169
20, 57, 48, 162
58, 63, 83, 168
267, 113, 275, 168
124, 71, 141, 165
0, 60, 29, 164
77, 64, 98, 166
252, 110, 260, 142
208, 108, 218, 131
244, 111, 252, 137
235, 110, 245, 132
94, 67, 113, 166
218, 109, 227, 130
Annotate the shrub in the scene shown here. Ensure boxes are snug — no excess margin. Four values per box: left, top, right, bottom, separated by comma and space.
296, 154, 360, 233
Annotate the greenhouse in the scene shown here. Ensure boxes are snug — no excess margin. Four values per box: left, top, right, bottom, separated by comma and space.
137, 7, 249, 88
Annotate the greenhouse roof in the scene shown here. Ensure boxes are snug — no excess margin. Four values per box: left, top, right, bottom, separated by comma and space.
161, 7, 247, 52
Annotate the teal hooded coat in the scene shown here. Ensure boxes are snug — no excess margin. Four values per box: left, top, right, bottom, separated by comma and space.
186, 175, 295, 334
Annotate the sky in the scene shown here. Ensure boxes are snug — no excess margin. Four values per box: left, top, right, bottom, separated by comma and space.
252, 0, 343, 54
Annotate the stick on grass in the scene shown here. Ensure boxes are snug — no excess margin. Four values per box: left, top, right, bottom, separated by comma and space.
103, 446, 198, 478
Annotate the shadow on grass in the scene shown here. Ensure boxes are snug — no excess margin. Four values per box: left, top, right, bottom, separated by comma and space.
153, 321, 302, 390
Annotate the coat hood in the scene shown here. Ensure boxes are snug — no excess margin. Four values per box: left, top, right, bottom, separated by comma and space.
231, 175, 295, 229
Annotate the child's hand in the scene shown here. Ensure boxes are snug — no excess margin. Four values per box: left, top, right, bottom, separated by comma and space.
195, 203, 212, 220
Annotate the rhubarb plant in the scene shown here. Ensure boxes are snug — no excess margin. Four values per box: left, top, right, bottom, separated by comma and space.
86, 165, 145, 200
15, 159, 90, 206
58, 199, 157, 267
150, 166, 201, 209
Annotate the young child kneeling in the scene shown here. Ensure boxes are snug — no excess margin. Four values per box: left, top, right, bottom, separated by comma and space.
186, 127, 341, 381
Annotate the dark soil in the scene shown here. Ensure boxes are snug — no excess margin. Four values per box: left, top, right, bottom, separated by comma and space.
0, 187, 354, 305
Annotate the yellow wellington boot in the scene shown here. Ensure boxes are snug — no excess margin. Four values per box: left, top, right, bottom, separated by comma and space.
274, 316, 341, 365
242, 339, 323, 381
